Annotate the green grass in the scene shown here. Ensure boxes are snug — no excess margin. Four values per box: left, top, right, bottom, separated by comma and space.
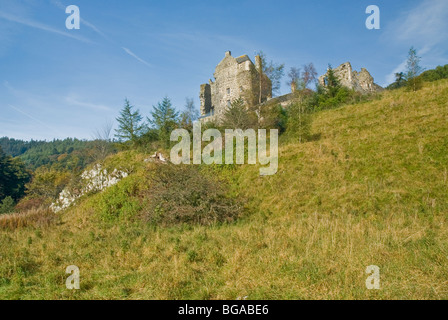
1, 80, 448, 299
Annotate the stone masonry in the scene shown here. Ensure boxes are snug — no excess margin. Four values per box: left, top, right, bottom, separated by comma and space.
200, 51, 272, 122
318, 62, 383, 93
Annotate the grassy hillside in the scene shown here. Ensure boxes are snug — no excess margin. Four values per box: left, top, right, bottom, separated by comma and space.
1, 80, 448, 299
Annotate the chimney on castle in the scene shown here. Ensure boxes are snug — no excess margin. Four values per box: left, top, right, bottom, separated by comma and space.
225, 51, 231, 57
255, 55, 262, 73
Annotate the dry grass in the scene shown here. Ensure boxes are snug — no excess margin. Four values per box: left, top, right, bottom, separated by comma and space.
0, 207, 58, 231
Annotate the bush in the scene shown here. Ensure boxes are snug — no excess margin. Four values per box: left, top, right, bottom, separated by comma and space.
141, 164, 242, 226
421, 64, 448, 82
91, 175, 143, 222
15, 197, 46, 212
406, 75, 424, 92
317, 86, 352, 110
221, 98, 258, 130
25, 167, 71, 201
260, 104, 288, 133
0, 196, 15, 214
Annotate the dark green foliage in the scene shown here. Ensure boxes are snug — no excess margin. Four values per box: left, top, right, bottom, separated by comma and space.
148, 97, 179, 148
0, 146, 31, 202
0, 137, 98, 171
221, 98, 258, 130
0, 196, 15, 214
317, 86, 352, 110
141, 164, 241, 226
421, 64, 448, 82
387, 72, 407, 90
388, 64, 448, 91
135, 128, 159, 148
322, 65, 341, 98
260, 104, 288, 133
115, 99, 146, 146
311, 66, 353, 111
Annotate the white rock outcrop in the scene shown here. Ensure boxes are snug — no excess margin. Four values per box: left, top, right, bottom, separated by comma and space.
51, 164, 128, 213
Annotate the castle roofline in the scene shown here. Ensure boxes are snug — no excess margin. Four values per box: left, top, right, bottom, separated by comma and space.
235, 55, 251, 64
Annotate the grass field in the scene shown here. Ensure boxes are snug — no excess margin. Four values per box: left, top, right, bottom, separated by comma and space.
1, 80, 448, 299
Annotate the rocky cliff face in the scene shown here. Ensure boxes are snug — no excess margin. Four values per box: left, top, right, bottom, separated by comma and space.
50, 164, 129, 213
318, 62, 383, 93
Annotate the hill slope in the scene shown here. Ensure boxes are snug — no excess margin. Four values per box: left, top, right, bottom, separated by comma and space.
1, 80, 448, 299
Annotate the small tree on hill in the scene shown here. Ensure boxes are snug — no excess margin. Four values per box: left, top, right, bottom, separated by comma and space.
221, 98, 257, 130
256, 50, 285, 97
324, 65, 341, 98
302, 63, 318, 89
115, 99, 145, 146
286, 98, 313, 143
180, 98, 199, 131
405, 47, 424, 92
287, 67, 302, 92
148, 97, 179, 148
92, 120, 114, 161
0, 196, 15, 214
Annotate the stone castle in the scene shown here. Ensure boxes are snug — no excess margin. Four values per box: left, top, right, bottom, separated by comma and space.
318, 62, 383, 93
199, 51, 272, 122
199, 54, 383, 123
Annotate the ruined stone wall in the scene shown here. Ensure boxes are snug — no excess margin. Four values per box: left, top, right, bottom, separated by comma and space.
318, 62, 383, 93
200, 83, 212, 116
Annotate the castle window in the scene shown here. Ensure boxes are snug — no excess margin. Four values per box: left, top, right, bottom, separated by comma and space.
227, 100, 231, 107
227, 88, 230, 95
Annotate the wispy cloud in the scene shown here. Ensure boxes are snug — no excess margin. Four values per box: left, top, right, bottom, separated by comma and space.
7, 104, 62, 134
390, 0, 448, 48
0, 11, 92, 43
122, 47, 153, 68
65, 95, 113, 112
383, 0, 448, 85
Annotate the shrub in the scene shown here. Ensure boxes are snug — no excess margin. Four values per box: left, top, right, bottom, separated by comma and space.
260, 104, 288, 133
141, 164, 242, 226
0, 196, 15, 214
14, 197, 46, 212
91, 175, 143, 222
25, 167, 71, 201
221, 98, 258, 130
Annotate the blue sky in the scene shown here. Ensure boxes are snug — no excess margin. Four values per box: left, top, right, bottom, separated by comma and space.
0, 0, 447, 140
